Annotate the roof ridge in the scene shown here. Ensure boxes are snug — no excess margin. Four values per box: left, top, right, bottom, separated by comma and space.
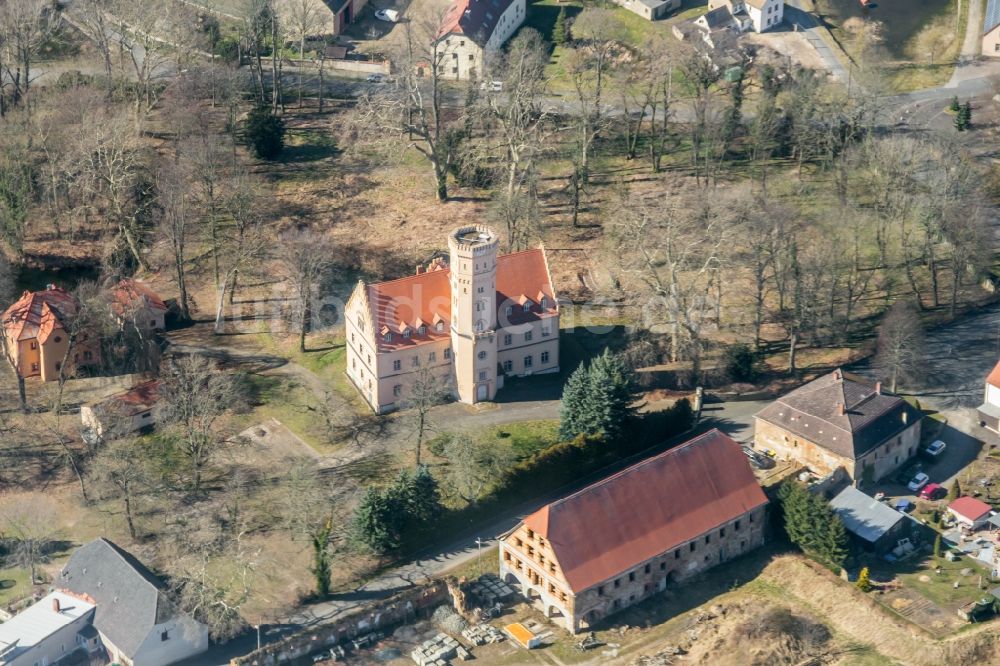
97, 537, 163, 595
547, 429, 720, 510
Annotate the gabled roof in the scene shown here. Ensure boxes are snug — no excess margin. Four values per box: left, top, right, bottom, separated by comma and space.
523, 429, 768, 593
755, 369, 921, 461
986, 359, 1000, 389
113, 279, 167, 317
90, 380, 161, 419
365, 248, 557, 352
700, 6, 733, 29
57, 538, 181, 658
2, 287, 78, 343
437, 0, 520, 47
0, 591, 95, 664
829, 486, 904, 543
948, 496, 993, 522
986, 0, 1000, 35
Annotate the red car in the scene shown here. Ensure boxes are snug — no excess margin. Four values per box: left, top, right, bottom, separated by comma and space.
919, 482, 946, 500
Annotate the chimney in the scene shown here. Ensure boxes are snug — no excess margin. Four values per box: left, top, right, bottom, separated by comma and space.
834, 369, 842, 380
415, 264, 424, 275
838, 402, 845, 416
875, 381, 882, 395
52, 597, 61, 613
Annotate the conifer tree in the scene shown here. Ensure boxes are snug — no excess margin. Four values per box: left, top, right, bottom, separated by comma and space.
933, 533, 942, 558
559, 350, 635, 441
949, 96, 960, 113
948, 478, 962, 501
856, 566, 872, 592
962, 102, 972, 129
553, 7, 569, 46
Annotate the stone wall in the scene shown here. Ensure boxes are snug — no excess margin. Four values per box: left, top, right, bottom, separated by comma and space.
231, 583, 449, 666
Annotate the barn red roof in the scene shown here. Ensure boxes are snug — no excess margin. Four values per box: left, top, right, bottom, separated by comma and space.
113, 279, 167, 317
2, 286, 79, 343
437, 0, 519, 45
523, 429, 768, 593
366, 248, 557, 352
948, 496, 993, 521
92, 380, 161, 418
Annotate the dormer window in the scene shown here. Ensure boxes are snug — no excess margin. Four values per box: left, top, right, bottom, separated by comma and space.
505, 305, 513, 316
540, 297, 548, 309
522, 302, 531, 312
436, 321, 444, 332
403, 329, 411, 339
418, 325, 427, 336
384, 332, 392, 342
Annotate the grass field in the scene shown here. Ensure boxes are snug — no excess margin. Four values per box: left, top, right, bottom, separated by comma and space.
0, 568, 30, 607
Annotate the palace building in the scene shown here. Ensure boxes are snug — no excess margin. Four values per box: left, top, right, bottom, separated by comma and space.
344, 225, 559, 413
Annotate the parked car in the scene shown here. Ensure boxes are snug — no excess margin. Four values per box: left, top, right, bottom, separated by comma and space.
907, 472, 930, 492
480, 80, 503, 92
919, 482, 946, 500
375, 8, 400, 22
924, 440, 947, 458
366, 73, 385, 83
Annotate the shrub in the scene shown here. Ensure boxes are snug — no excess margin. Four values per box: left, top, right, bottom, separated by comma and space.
856, 566, 872, 592
933, 533, 942, 558
724, 343, 757, 382
244, 106, 285, 159
214, 36, 241, 64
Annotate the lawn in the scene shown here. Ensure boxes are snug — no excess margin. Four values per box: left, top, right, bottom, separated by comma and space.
0, 567, 30, 607
483, 420, 561, 459
874, 551, 995, 609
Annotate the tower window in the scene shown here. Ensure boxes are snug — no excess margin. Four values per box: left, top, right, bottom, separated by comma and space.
393, 360, 401, 371
478, 351, 487, 359
479, 370, 487, 380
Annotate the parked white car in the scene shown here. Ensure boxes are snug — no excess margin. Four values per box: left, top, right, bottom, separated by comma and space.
924, 440, 947, 457
375, 9, 399, 22
480, 80, 503, 92
907, 472, 930, 493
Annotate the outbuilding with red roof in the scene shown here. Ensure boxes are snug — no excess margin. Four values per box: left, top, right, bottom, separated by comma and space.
498, 429, 768, 633
977, 359, 1000, 432
948, 496, 995, 530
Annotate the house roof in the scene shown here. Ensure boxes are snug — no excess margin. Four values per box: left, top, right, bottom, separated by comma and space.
522, 429, 768, 593
829, 486, 904, 543
986, 0, 1000, 34
0, 591, 95, 665
2, 287, 79, 343
57, 538, 180, 658
365, 248, 557, 352
90, 380, 161, 419
437, 0, 520, 46
948, 496, 993, 522
700, 6, 733, 29
113, 279, 168, 317
754, 369, 921, 462
986, 359, 1000, 389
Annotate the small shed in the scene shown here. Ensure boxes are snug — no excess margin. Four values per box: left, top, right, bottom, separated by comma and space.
829, 486, 914, 554
81, 379, 160, 441
948, 496, 994, 530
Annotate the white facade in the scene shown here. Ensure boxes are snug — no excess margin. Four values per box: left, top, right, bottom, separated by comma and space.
0, 592, 96, 666
436, 0, 526, 80
707, 0, 784, 33
101, 617, 209, 666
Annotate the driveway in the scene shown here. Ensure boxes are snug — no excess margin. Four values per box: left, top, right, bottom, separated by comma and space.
784, 2, 850, 82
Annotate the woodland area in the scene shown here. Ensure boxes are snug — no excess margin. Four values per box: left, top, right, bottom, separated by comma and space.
0, 0, 996, 640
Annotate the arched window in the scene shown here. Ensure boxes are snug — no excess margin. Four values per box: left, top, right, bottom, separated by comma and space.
475, 320, 485, 332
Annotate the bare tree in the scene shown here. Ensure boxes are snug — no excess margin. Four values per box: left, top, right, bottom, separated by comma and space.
1, 495, 59, 584
875, 302, 924, 393
403, 366, 452, 466
214, 171, 267, 334
156, 162, 195, 320
89, 436, 149, 539
276, 230, 335, 352
0, 0, 60, 108
441, 434, 514, 504
156, 355, 245, 492
0, 252, 27, 412
279, 0, 330, 107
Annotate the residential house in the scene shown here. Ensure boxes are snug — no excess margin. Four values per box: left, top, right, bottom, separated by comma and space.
947, 496, 994, 531
707, 0, 784, 32
345, 225, 559, 413
58, 538, 209, 666
1, 286, 100, 382
81, 379, 161, 440
113, 279, 168, 332
829, 486, 920, 555
0, 591, 98, 666
612, 0, 680, 21
754, 369, 923, 482
435, 0, 526, 80
976, 359, 1000, 432
274, 0, 368, 39
498, 429, 768, 633
983, 0, 1000, 56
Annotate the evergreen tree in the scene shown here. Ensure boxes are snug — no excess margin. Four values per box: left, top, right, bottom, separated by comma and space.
949, 96, 960, 113
962, 102, 972, 129
400, 465, 442, 526
553, 7, 569, 46
819, 508, 849, 568
311, 518, 334, 597
948, 478, 962, 501
954, 107, 965, 132
559, 362, 591, 440
778, 481, 849, 568
933, 533, 942, 558
244, 106, 286, 159
856, 566, 872, 592
349, 486, 401, 554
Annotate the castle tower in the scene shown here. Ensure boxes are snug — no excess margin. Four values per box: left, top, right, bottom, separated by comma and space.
448, 225, 500, 404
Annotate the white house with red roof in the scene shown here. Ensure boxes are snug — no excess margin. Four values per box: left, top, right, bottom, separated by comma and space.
112, 279, 168, 332
948, 496, 994, 531
434, 0, 526, 80
977, 359, 1000, 432
81, 379, 161, 440
1, 286, 100, 382
345, 225, 558, 413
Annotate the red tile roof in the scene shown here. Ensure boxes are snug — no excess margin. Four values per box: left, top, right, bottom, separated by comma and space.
366, 248, 557, 352
113, 279, 167, 317
987, 360, 1000, 388
523, 429, 768, 593
437, 0, 519, 45
2, 287, 79, 343
93, 380, 161, 418
948, 496, 993, 521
